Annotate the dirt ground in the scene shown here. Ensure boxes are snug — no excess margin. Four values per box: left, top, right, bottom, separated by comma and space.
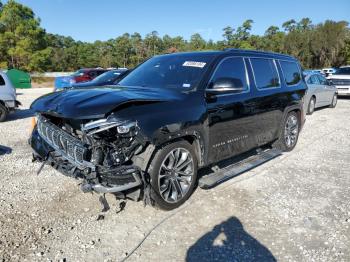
0, 88, 349, 262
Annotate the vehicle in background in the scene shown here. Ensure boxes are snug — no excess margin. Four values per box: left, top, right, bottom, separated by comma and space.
0, 71, 20, 122
322, 68, 336, 77
30, 49, 307, 210
54, 68, 108, 91
304, 69, 322, 75
327, 66, 350, 96
304, 72, 337, 115
71, 69, 128, 89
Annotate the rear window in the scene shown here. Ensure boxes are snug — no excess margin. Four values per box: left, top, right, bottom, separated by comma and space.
280, 61, 301, 86
0, 75, 5, 86
250, 58, 280, 89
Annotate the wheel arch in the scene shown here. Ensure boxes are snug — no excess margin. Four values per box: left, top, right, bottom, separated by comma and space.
132, 133, 205, 173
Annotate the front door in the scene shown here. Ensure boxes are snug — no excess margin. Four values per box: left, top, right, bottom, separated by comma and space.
206, 56, 259, 164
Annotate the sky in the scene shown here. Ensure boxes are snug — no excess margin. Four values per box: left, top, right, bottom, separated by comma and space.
9, 0, 350, 42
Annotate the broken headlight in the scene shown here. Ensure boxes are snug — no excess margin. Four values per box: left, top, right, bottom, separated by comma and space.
82, 118, 137, 135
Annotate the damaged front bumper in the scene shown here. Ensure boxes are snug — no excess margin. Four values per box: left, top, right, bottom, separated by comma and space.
30, 127, 143, 196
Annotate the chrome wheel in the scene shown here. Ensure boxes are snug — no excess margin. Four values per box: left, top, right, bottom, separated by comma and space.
158, 147, 194, 203
284, 115, 299, 148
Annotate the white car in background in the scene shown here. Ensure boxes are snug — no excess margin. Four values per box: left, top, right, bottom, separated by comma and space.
322, 68, 336, 77
0, 71, 20, 122
327, 66, 350, 96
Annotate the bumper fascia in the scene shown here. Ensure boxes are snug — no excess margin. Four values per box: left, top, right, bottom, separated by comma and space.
30, 128, 143, 194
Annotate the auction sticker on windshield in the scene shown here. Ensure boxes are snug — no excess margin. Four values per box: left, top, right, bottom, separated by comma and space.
183, 61, 206, 68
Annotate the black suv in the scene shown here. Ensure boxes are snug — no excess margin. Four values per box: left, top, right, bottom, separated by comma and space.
30, 49, 306, 210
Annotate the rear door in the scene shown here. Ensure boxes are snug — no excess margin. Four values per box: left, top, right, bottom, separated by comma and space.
248, 57, 284, 145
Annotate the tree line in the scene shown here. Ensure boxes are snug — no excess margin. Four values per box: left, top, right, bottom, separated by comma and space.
0, 0, 349, 72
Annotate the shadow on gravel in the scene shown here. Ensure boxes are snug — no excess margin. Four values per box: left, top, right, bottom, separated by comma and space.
0, 145, 12, 155
186, 216, 276, 262
6, 109, 34, 121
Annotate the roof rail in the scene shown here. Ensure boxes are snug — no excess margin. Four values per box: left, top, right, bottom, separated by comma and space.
224, 48, 294, 59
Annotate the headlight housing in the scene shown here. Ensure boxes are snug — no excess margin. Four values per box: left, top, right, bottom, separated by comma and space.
82, 118, 137, 135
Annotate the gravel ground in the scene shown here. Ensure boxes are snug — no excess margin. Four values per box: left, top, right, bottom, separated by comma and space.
0, 88, 349, 262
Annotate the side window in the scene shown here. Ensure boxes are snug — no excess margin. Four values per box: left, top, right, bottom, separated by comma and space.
317, 75, 327, 85
96, 71, 105, 76
308, 75, 320, 85
88, 71, 97, 77
0, 75, 5, 86
280, 61, 301, 86
210, 57, 248, 91
250, 58, 280, 89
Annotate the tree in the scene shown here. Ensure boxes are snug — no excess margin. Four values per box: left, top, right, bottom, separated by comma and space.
236, 19, 254, 41
298, 18, 312, 31
282, 19, 297, 32
222, 26, 234, 44
0, 0, 349, 72
0, 0, 50, 71
265, 26, 280, 37
189, 33, 206, 50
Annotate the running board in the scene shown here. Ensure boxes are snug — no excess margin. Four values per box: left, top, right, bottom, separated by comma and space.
198, 148, 282, 189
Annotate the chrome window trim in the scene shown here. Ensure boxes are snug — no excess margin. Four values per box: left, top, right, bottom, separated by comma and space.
248, 57, 281, 91
206, 56, 250, 97
278, 59, 303, 87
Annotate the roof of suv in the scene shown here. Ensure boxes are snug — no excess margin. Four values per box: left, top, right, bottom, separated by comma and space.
164, 49, 297, 61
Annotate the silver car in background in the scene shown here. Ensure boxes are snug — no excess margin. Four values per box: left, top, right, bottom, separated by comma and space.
304, 73, 338, 115
0, 71, 20, 122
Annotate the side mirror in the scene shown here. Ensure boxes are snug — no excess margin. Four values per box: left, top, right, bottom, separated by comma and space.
206, 77, 245, 94
327, 79, 333, 85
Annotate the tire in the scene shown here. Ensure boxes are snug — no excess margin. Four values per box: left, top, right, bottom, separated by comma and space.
273, 111, 300, 152
307, 97, 316, 115
0, 104, 8, 122
148, 140, 198, 210
329, 94, 337, 108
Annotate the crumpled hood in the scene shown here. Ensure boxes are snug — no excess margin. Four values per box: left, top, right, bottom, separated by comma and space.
30, 86, 183, 119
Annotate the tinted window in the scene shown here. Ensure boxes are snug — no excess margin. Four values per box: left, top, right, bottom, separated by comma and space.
210, 57, 248, 91
317, 75, 327, 85
250, 58, 280, 89
307, 75, 320, 85
88, 71, 98, 77
0, 75, 5, 86
280, 61, 301, 85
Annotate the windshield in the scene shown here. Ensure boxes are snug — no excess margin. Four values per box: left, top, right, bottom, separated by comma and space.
117, 53, 215, 89
334, 67, 350, 75
92, 70, 124, 83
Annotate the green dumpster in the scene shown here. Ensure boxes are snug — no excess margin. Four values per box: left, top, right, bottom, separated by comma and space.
5, 69, 31, 89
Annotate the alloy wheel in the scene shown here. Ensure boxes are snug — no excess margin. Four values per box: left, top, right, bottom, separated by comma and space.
158, 147, 194, 203
284, 115, 299, 148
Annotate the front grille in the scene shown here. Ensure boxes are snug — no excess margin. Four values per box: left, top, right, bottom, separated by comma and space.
37, 116, 89, 169
331, 79, 350, 86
